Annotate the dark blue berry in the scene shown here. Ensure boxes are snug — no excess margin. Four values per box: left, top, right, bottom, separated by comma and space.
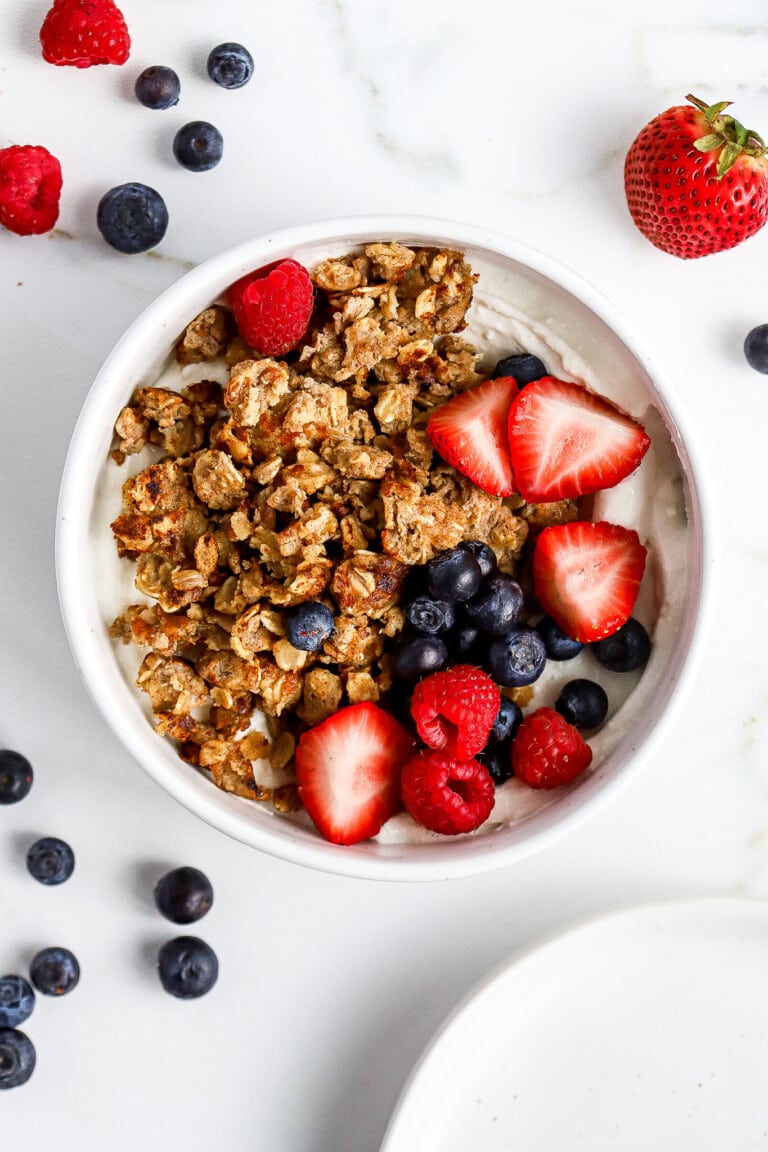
0, 977, 35, 1030
134, 65, 180, 109
405, 597, 456, 634
207, 42, 254, 90
487, 627, 547, 687
0, 750, 33, 805
536, 615, 583, 661
459, 541, 497, 579
391, 636, 448, 681
97, 183, 169, 254
479, 742, 514, 786
593, 618, 651, 673
154, 867, 213, 925
450, 623, 481, 661
30, 948, 80, 997
493, 352, 548, 386
464, 575, 524, 635
487, 697, 523, 745
286, 602, 335, 651
0, 1029, 35, 1090
744, 324, 768, 373
27, 837, 75, 886
555, 679, 608, 729
173, 121, 224, 172
426, 547, 483, 602
158, 937, 218, 999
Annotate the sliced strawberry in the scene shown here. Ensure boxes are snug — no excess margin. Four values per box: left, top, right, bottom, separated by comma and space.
426, 375, 518, 497
507, 376, 650, 502
295, 703, 416, 845
532, 521, 647, 643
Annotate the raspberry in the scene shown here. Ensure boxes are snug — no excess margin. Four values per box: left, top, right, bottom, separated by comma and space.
40, 0, 130, 68
410, 664, 500, 760
0, 146, 62, 236
511, 707, 593, 789
228, 260, 314, 357
401, 750, 495, 836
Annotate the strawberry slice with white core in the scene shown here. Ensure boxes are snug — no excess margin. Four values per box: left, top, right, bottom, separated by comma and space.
533, 521, 647, 643
507, 376, 650, 502
295, 703, 416, 845
426, 375, 518, 497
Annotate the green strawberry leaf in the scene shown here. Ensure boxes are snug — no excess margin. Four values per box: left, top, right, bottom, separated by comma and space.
693, 134, 723, 152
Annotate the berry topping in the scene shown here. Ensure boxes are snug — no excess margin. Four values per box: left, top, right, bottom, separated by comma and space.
486, 627, 547, 688
40, 0, 130, 68
532, 521, 647, 644
487, 697, 523, 746
154, 867, 214, 925
410, 665, 500, 760
535, 615, 584, 661
744, 324, 768, 373
507, 377, 651, 502
97, 183, 168, 254
511, 707, 593, 789
479, 742, 514, 786
464, 574, 524, 635
30, 947, 80, 997
229, 259, 314, 357
449, 623, 480, 661
391, 636, 449, 681
26, 837, 75, 886
459, 540, 497, 579
285, 601, 335, 652
400, 750, 495, 836
295, 703, 415, 845
173, 121, 224, 172
427, 375, 518, 497
405, 596, 456, 634
0, 750, 33, 805
207, 42, 254, 90
593, 617, 651, 672
0, 978, 35, 1030
493, 352, 547, 386
426, 546, 483, 602
555, 679, 609, 729
0, 145, 62, 236
134, 65, 180, 110
0, 1029, 36, 1090
158, 937, 218, 999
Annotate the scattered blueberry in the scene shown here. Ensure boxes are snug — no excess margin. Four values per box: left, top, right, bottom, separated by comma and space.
26, 837, 75, 886
487, 697, 523, 745
479, 742, 514, 786
134, 65, 180, 109
493, 352, 548, 386
744, 324, 768, 374
30, 948, 80, 997
0, 750, 33, 805
158, 937, 219, 999
207, 42, 254, 90
173, 121, 224, 172
0, 1029, 36, 1090
464, 575, 524, 635
459, 541, 497, 580
426, 547, 483, 603
593, 618, 651, 673
449, 623, 481, 661
536, 615, 583, 661
0, 977, 35, 1030
285, 602, 335, 651
487, 627, 547, 687
97, 183, 169, 254
555, 679, 609, 729
391, 636, 448, 681
405, 597, 456, 634
154, 867, 214, 925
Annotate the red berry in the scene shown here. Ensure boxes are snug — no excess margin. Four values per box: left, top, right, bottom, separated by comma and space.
40, 0, 130, 67
511, 707, 592, 789
401, 750, 495, 836
229, 260, 314, 358
0, 146, 62, 236
410, 664, 500, 760
427, 375, 518, 497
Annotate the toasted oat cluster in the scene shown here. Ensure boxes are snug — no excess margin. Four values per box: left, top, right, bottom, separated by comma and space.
108, 244, 575, 816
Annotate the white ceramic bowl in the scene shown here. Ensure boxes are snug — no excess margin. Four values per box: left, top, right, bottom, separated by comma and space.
56, 215, 714, 881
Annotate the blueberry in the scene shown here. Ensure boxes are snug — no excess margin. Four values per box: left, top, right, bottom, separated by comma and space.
459, 541, 497, 580
173, 121, 224, 172
536, 615, 583, 661
426, 547, 483, 602
0, 1029, 36, 1090
134, 65, 180, 109
493, 352, 548, 386
0, 750, 33, 805
487, 697, 523, 745
464, 575, 524, 635
158, 937, 218, 999
744, 324, 768, 373
405, 597, 456, 634
593, 618, 651, 673
285, 602, 335, 651
207, 42, 254, 90
487, 627, 547, 687
449, 623, 481, 661
26, 837, 75, 886
0, 977, 35, 1029
391, 636, 448, 681
555, 679, 609, 729
479, 742, 514, 786
97, 183, 169, 254
154, 867, 214, 925
30, 948, 80, 997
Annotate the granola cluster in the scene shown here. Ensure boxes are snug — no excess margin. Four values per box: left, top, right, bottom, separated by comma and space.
108, 243, 575, 817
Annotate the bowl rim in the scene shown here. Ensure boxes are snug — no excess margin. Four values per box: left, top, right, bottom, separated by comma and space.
55, 213, 718, 881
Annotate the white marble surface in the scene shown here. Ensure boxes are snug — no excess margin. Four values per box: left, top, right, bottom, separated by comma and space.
2, 0, 768, 1147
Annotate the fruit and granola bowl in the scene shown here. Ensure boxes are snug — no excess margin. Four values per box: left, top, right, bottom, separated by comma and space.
56, 217, 711, 879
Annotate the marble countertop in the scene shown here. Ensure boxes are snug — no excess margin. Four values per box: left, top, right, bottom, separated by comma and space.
3, 0, 768, 1147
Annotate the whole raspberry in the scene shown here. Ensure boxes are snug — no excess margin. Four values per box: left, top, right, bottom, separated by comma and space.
0, 146, 62, 236
410, 664, 500, 760
228, 259, 314, 357
401, 750, 495, 836
511, 707, 593, 789
40, 0, 130, 68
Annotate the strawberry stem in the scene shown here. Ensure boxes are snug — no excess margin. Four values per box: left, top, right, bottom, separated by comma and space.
686, 92, 765, 177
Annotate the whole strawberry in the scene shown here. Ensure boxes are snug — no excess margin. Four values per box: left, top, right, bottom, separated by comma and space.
40, 0, 130, 68
624, 94, 768, 258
